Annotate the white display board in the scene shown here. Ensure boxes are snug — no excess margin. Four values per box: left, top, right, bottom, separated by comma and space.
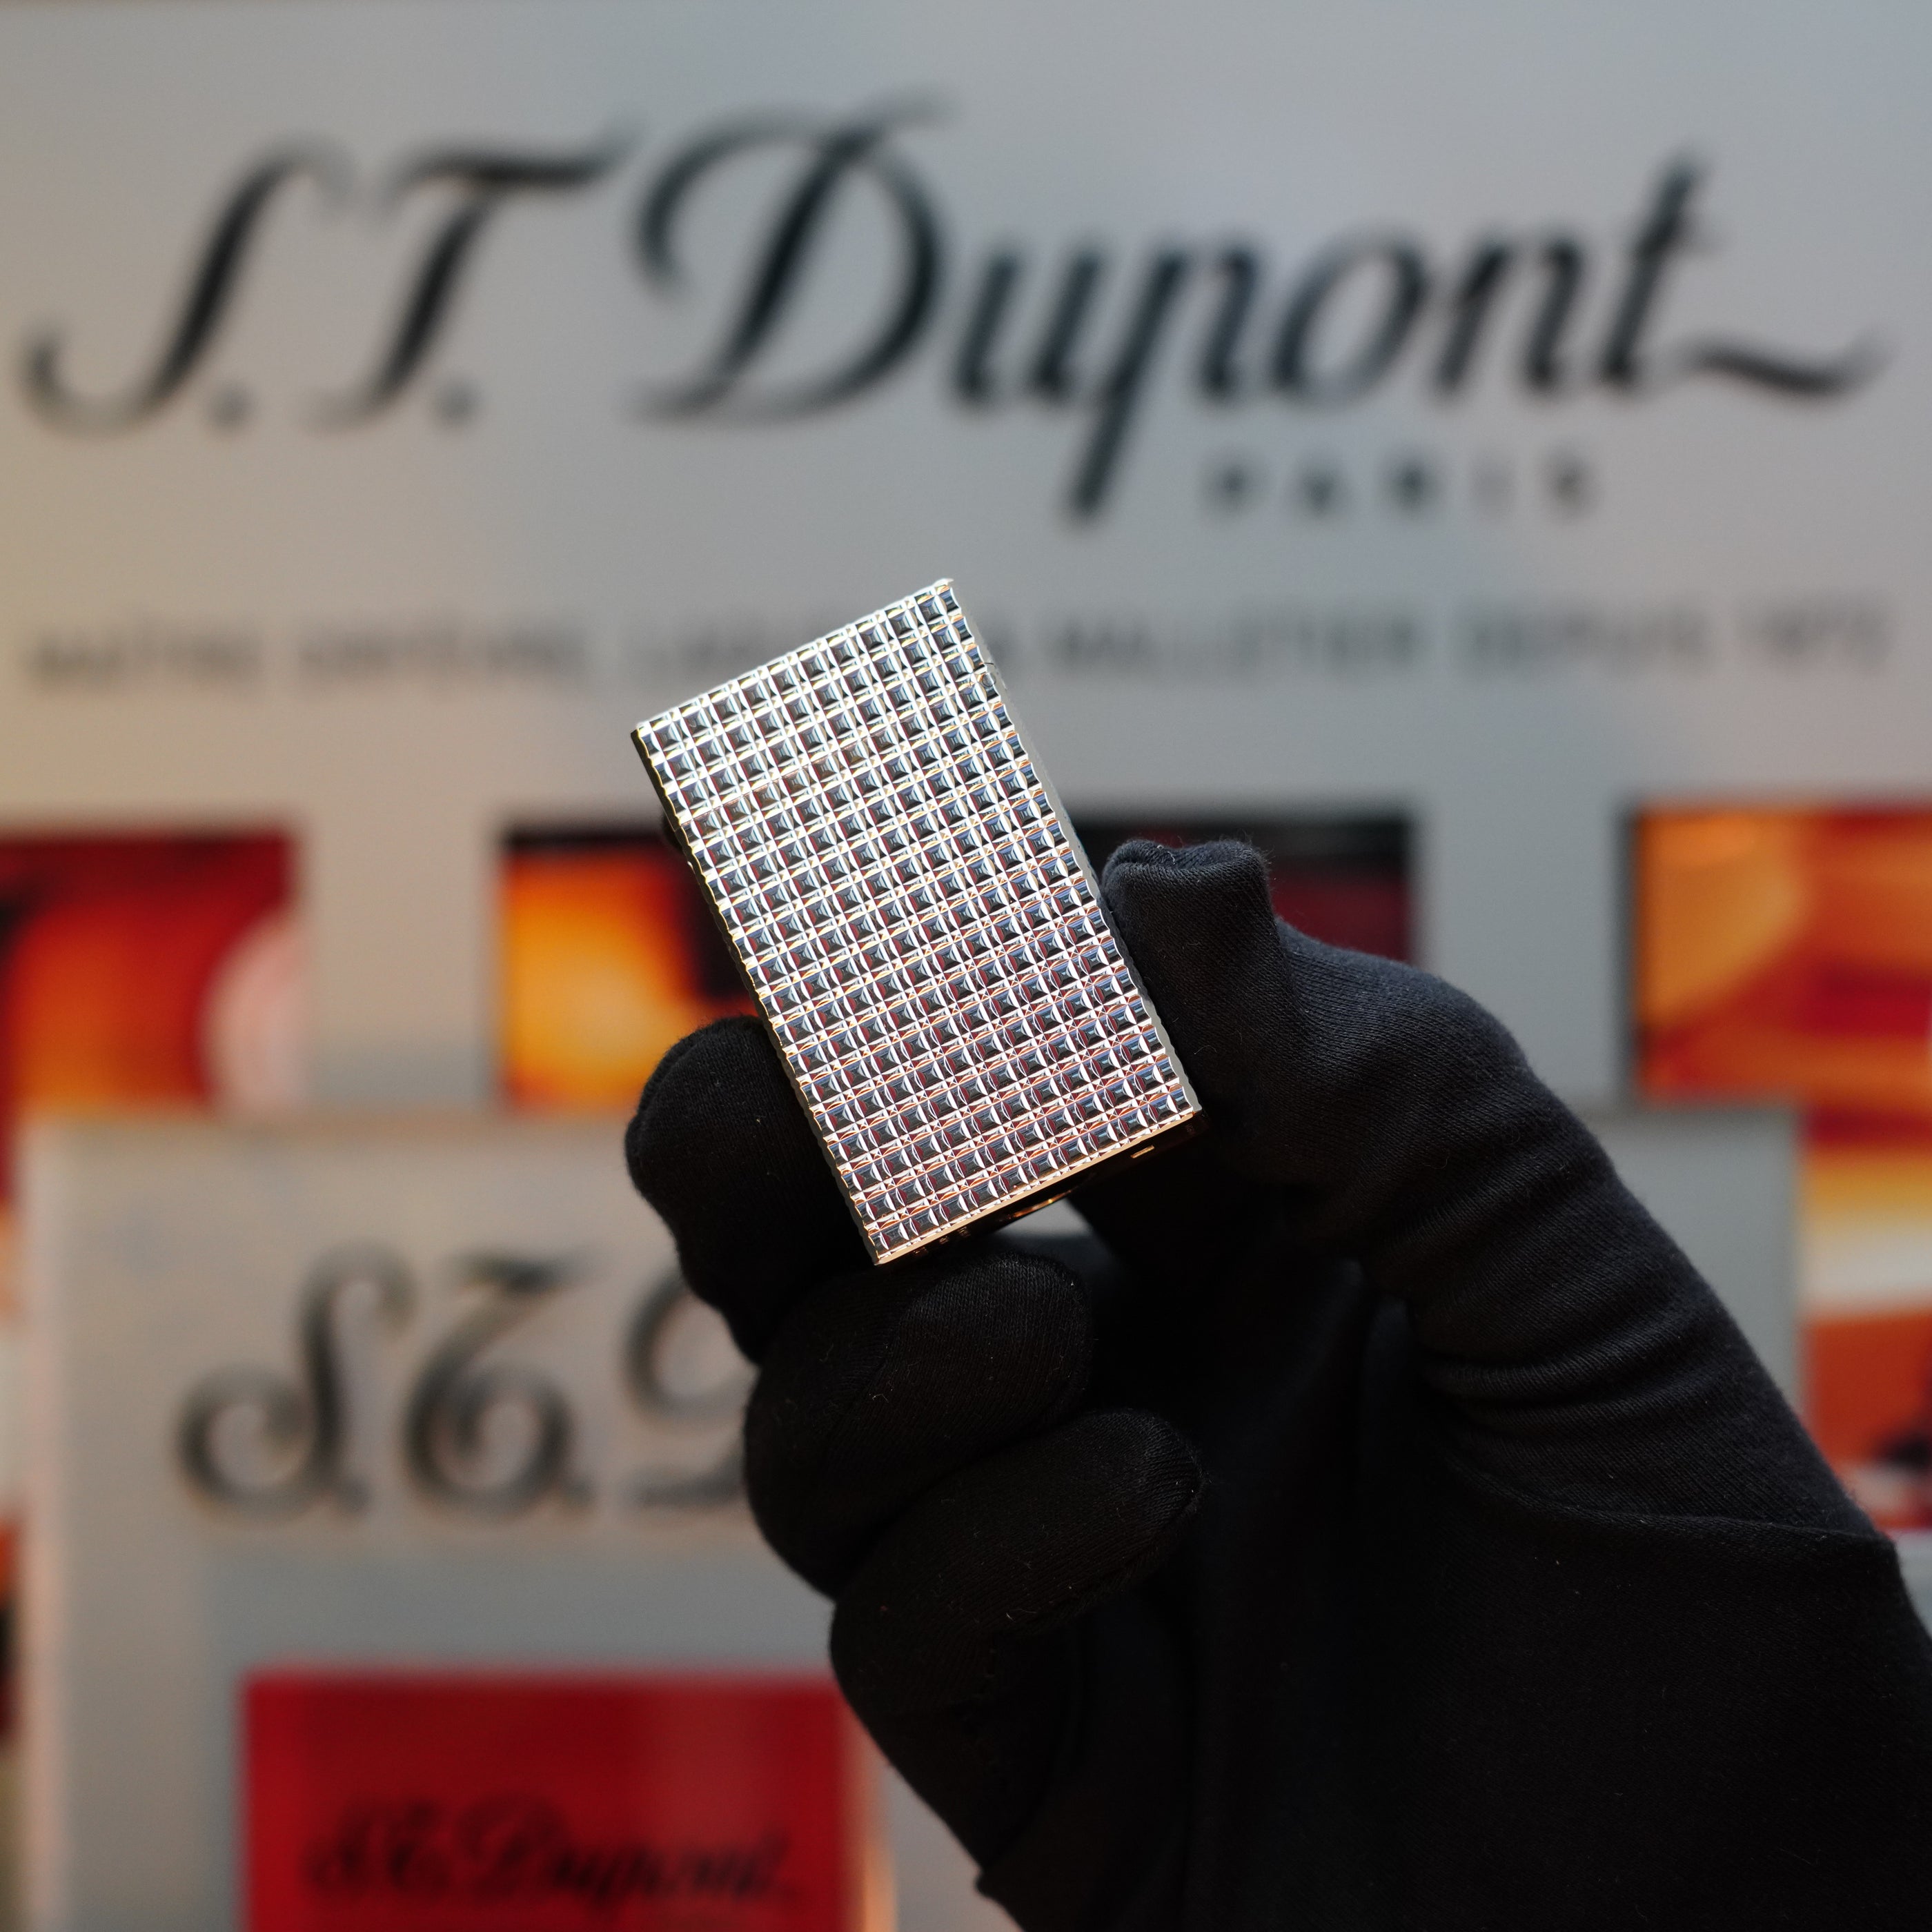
0, 0, 1925, 1107
18, 1114, 999, 1932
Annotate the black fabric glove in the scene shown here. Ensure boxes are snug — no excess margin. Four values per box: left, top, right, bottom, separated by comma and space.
627, 838, 1932, 1931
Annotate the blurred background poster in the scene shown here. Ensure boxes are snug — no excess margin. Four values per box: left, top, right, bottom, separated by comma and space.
245, 1673, 879, 1932
1637, 809, 1932, 1528
0, 0, 1931, 1926
0, 831, 301, 1690
501, 829, 753, 1110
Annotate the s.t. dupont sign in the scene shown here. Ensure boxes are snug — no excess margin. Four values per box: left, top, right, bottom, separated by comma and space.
19, 117, 1880, 519
22, 1114, 834, 1932
1, 0, 1929, 1115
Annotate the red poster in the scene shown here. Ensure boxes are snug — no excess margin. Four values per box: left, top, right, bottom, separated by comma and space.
246, 1673, 880, 1932
1634, 807, 1932, 1522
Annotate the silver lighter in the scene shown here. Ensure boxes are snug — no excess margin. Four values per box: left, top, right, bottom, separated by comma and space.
632, 580, 1201, 1263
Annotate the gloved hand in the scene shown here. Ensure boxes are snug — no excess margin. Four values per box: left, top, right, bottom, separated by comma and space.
627, 840, 1932, 1931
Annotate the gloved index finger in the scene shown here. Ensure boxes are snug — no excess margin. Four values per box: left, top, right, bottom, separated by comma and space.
625, 1015, 867, 1361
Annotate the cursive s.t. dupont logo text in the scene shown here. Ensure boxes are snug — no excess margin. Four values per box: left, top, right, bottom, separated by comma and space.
177, 1246, 749, 1521
19, 104, 1883, 516
306, 1798, 789, 1914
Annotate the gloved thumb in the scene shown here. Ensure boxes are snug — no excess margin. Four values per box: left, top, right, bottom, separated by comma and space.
1099, 838, 1302, 1161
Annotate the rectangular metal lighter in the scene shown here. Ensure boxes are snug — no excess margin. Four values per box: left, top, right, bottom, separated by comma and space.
631, 580, 1201, 1263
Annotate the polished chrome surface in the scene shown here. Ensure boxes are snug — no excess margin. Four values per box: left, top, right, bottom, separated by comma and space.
634, 580, 1200, 1262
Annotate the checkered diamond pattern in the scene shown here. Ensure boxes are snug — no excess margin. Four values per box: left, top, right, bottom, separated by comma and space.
633, 580, 1200, 1261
